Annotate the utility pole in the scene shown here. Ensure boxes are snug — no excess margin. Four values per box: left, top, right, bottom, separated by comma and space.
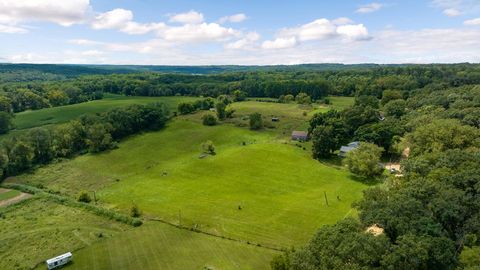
324, 191, 329, 206
93, 191, 97, 204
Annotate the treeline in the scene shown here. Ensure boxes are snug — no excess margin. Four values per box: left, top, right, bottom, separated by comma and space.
273, 85, 480, 269
0, 103, 169, 178
73, 64, 480, 98
1, 64, 479, 117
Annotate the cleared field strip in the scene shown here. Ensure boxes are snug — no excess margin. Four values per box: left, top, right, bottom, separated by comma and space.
62, 222, 277, 270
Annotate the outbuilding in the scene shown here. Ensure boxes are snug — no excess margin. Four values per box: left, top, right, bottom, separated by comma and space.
46, 252, 72, 270
339, 141, 360, 156
291, 131, 308, 141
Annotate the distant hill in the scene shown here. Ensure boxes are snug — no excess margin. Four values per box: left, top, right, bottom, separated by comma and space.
0, 63, 382, 82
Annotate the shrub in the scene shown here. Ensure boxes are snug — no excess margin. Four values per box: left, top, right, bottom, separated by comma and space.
215, 102, 226, 120
249, 112, 263, 130
130, 204, 141, 217
202, 114, 217, 126
202, 140, 216, 155
77, 190, 92, 203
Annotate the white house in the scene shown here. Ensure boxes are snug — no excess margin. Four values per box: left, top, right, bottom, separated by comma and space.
46, 252, 72, 269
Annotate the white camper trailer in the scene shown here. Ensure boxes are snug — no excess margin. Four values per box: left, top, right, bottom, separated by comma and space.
46, 252, 72, 269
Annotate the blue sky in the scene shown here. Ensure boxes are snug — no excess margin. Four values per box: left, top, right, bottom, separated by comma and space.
0, 0, 479, 65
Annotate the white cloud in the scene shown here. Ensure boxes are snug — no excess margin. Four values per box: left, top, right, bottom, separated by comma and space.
333, 17, 354, 25
0, 24, 28, 34
464, 18, 480, 25
91, 9, 165, 35
169, 10, 204, 24
219, 13, 247, 23
0, 0, 91, 27
431, 0, 480, 15
336, 24, 370, 40
225, 32, 260, 49
262, 18, 370, 48
279, 19, 337, 41
81, 50, 104, 56
91, 9, 132, 30
443, 8, 462, 16
159, 23, 238, 43
68, 39, 103, 46
356, 3, 384, 14
262, 37, 297, 49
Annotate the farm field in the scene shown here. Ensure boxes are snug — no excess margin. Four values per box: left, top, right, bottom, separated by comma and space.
57, 222, 277, 270
12, 94, 199, 130
0, 197, 129, 270
12, 99, 367, 249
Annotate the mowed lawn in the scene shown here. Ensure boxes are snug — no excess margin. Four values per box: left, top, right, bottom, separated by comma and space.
0, 197, 129, 270
12, 94, 199, 130
13, 118, 368, 248
60, 222, 277, 270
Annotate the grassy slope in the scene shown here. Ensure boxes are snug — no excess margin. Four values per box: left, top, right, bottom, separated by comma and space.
0, 189, 20, 201
327, 96, 355, 111
13, 95, 199, 130
61, 222, 277, 270
6, 97, 359, 269
13, 118, 367, 248
0, 197, 129, 270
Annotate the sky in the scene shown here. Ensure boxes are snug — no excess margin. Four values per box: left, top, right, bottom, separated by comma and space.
0, 0, 480, 65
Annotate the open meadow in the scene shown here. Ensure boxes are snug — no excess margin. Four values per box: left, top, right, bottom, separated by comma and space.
12, 94, 199, 130
10, 97, 364, 249
2, 96, 364, 269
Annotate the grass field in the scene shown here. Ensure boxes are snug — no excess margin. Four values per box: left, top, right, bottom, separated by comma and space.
0, 197, 129, 270
12, 94, 199, 130
0, 189, 20, 201
327, 96, 355, 110
13, 117, 367, 248
6, 97, 361, 269
58, 222, 277, 270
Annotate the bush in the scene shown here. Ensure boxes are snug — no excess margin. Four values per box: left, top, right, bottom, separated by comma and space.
215, 102, 226, 120
130, 204, 141, 217
202, 114, 217, 126
249, 112, 263, 130
202, 140, 216, 155
77, 190, 92, 203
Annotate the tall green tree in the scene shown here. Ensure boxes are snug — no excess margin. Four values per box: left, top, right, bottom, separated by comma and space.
343, 142, 384, 178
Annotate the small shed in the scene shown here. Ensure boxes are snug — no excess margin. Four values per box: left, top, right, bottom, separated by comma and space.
271, 117, 280, 122
339, 141, 360, 156
46, 252, 72, 270
291, 131, 308, 141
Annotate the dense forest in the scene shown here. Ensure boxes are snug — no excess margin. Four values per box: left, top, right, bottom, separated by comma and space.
273, 86, 480, 269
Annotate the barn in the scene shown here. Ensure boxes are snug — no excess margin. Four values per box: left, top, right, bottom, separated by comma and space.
291, 131, 308, 141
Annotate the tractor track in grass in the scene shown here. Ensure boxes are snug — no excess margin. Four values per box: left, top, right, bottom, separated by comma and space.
147, 217, 285, 252
0, 192, 32, 207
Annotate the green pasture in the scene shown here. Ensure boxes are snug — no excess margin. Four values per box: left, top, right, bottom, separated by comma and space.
60, 222, 277, 270
13, 118, 368, 248
0, 197, 129, 270
12, 94, 199, 130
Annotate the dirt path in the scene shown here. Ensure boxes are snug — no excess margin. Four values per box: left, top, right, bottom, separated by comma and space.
0, 192, 32, 208
0, 188, 10, 194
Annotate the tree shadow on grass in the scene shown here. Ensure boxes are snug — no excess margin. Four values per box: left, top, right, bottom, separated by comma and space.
348, 174, 382, 186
